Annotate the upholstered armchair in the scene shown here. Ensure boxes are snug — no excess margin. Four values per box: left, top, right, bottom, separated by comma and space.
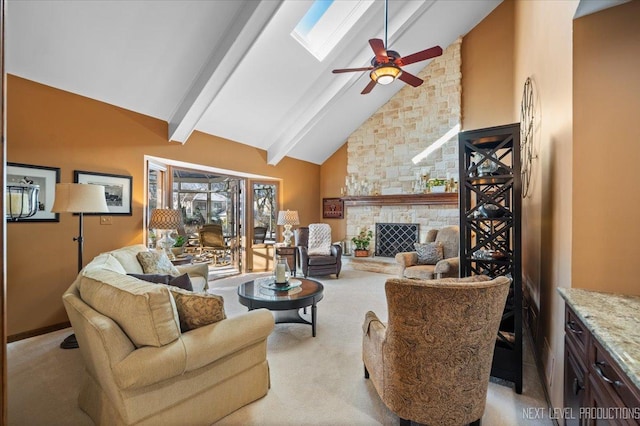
395, 225, 459, 279
198, 224, 231, 265
362, 275, 511, 426
295, 224, 342, 278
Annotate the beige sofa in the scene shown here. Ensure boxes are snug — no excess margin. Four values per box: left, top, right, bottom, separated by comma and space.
62, 244, 275, 425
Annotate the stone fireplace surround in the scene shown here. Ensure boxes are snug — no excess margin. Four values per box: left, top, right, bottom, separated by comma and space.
343, 39, 462, 248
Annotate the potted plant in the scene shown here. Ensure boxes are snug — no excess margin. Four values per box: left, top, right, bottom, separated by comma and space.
352, 228, 373, 257
171, 235, 186, 256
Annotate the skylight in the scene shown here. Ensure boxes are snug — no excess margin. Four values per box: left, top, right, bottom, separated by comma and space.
292, 0, 374, 61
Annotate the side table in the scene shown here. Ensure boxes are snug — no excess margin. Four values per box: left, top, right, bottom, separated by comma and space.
275, 246, 297, 277
170, 255, 193, 266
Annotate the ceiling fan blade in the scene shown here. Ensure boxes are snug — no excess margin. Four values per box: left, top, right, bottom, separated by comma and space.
369, 38, 389, 63
361, 79, 377, 95
398, 71, 423, 88
332, 67, 374, 74
397, 46, 443, 66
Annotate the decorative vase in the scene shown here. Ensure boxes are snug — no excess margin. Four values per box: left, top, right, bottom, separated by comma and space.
171, 246, 185, 256
354, 249, 369, 257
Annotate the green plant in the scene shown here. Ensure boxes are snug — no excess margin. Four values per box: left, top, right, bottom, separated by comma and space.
173, 235, 186, 247
428, 178, 447, 187
352, 228, 373, 250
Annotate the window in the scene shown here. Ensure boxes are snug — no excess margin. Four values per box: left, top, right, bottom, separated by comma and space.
252, 182, 278, 244
291, 0, 374, 61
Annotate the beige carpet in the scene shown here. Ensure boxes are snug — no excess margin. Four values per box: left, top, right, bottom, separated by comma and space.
8, 268, 553, 425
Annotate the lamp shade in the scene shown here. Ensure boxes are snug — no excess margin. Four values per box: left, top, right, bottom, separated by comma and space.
277, 210, 300, 226
51, 183, 109, 213
149, 208, 182, 230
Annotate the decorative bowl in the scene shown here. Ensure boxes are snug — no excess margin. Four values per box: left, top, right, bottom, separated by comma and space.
479, 203, 504, 218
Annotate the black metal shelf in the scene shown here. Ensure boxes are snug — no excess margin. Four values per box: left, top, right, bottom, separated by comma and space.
459, 123, 522, 394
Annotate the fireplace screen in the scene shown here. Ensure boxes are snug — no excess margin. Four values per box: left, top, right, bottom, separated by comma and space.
375, 223, 419, 257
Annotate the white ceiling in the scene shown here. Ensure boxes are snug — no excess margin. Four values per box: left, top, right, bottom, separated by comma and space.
7, 0, 502, 165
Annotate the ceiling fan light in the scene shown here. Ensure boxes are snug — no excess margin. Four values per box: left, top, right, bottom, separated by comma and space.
370, 65, 401, 85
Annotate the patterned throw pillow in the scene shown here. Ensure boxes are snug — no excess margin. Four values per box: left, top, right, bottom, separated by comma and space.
136, 251, 180, 276
414, 242, 444, 265
169, 288, 226, 332
308, 223, 332, 256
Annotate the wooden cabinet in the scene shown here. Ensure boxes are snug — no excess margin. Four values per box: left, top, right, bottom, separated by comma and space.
563, 305, 640, 426
458, 123, 522, 393
564, 306, 589, 425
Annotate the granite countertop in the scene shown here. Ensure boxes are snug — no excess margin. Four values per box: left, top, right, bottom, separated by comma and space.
558, 287, 640, 390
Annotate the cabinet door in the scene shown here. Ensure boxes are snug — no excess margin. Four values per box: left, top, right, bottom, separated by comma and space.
565, 338, 587, 426
586, 375, 636, 426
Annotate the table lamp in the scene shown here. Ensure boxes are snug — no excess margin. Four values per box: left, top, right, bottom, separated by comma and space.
277, 210, 299, 246
148, 208, 182, 259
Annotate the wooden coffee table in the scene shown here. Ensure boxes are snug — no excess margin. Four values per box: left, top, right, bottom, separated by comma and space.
237, 277, 324, 337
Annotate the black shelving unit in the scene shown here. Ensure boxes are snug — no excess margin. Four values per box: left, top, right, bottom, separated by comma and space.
458, 123, 522, 394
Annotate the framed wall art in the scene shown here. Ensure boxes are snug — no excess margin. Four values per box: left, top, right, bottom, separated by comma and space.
322, 197, 344, 219
74, 170, 133, 215
7, 162, 60, 222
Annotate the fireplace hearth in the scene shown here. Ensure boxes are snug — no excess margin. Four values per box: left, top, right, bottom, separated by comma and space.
375, 223, 419, 257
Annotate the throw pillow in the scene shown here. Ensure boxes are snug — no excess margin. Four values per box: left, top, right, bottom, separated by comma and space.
128, 273, 171, 284
168, 273, 193, 291
136, 251, 180, 276
307, 223, 332, 256
128, 273, 194, 291
414, 241, 444, 265
169, 288, 226, 332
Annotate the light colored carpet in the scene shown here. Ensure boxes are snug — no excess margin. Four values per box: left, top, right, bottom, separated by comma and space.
8, 268, 553, 425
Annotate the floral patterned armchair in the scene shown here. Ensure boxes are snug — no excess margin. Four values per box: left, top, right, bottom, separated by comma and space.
362, 275, 511, 425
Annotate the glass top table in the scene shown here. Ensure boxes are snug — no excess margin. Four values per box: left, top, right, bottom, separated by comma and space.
237, 277, 324, 337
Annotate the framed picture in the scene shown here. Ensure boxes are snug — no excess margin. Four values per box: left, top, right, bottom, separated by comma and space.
7, 162, 60, 222
322, 198, 344, 219
74, 170, 132, 215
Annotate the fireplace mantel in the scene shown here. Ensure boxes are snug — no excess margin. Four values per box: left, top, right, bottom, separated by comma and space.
342, 193, 458, 207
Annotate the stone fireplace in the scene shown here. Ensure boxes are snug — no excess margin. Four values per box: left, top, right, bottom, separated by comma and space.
344, 39, 462, 246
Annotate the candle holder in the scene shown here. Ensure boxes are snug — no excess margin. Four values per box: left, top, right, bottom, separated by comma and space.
274, 256, 291, 285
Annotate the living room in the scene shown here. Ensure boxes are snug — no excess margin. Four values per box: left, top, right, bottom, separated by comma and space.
3, 0, 640, 424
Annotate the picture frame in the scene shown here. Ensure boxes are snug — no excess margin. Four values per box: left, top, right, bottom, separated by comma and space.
7, 162, 60, 222
74, 170, 132, 215
322, 197, 344, 219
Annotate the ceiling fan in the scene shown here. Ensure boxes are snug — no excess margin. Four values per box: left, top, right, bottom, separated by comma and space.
332, 0, 443, 95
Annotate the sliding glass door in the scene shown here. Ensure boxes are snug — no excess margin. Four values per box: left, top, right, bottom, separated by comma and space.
145, 158, 281, 277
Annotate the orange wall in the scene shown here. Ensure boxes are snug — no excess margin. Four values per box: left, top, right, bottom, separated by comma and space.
6, 75, 320, 336
319, 143, 347, 241
462, 0, 578, 409
572, 1, 640, 294
461, 0, 515, 131
463, 0, 640, 410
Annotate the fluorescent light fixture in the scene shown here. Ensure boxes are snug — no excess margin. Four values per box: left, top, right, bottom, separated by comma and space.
292, 0, 374, 61
412, 124, 461, 164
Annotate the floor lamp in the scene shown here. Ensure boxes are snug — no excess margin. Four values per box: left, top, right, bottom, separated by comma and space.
52, 183, 109, 349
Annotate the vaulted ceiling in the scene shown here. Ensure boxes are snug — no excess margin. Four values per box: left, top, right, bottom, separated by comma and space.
7, 0, 503, 165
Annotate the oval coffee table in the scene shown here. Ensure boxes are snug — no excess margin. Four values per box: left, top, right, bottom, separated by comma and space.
237, 277, 324, 337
